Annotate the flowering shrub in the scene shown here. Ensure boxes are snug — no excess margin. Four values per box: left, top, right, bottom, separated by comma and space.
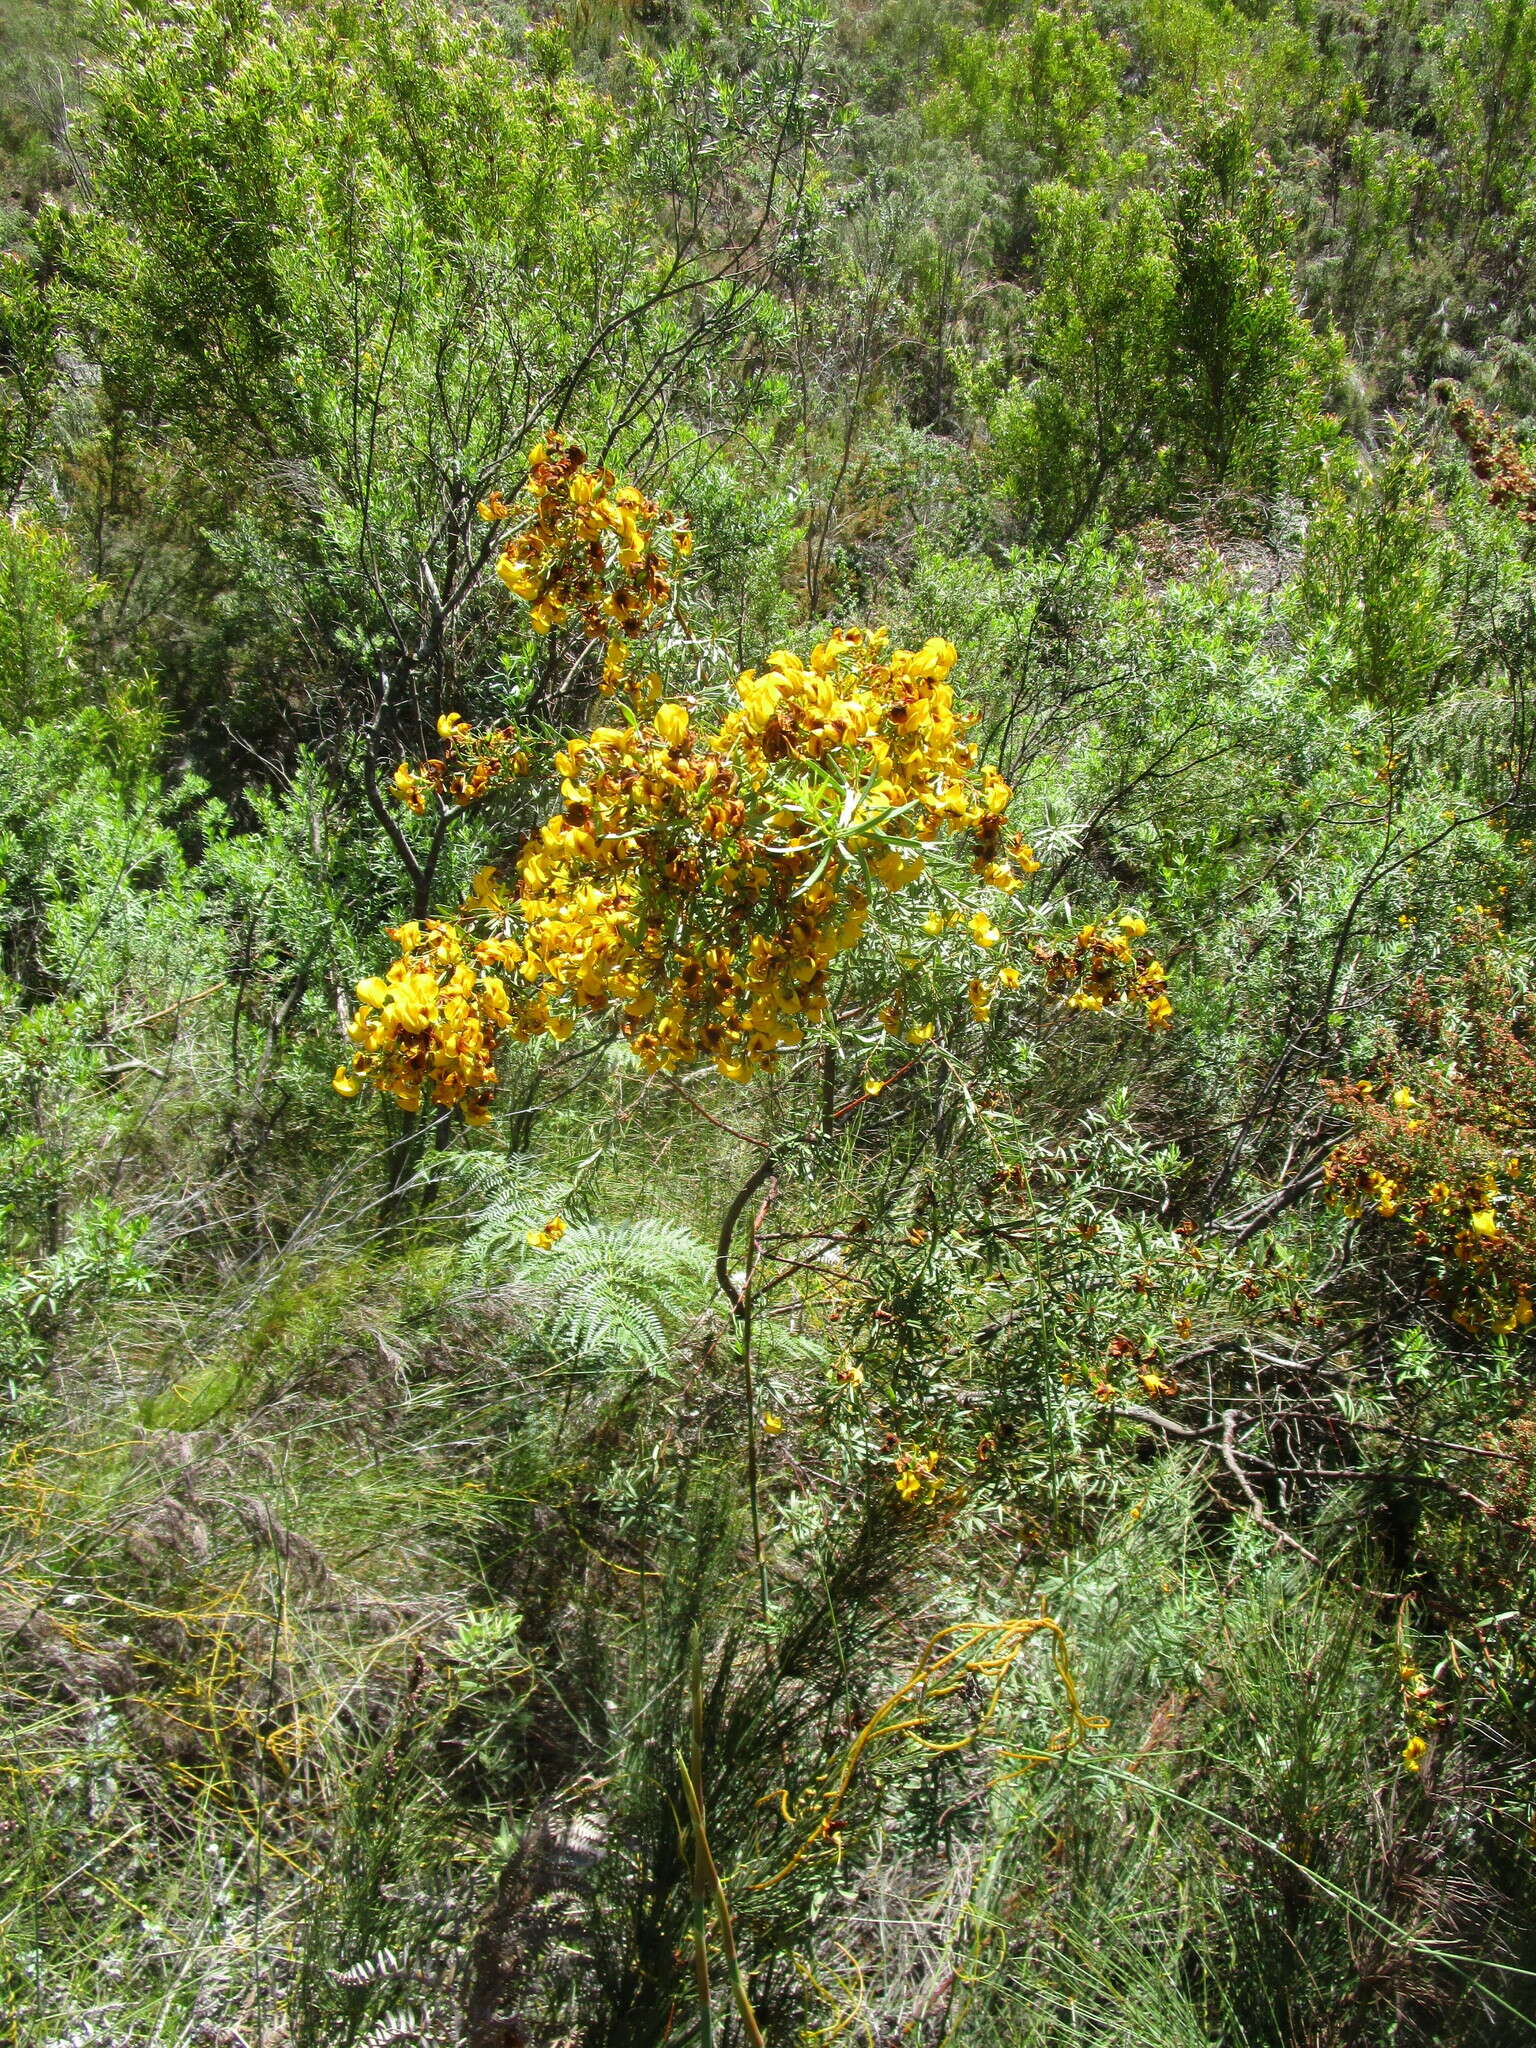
392, 711, 530, 815
332, 918, 512, 1124
341, 626, 1174, 1107
1324, 936, 1536, 1334
381, 628, 1028, 1082
481, 433, 691, 687
338, 441, 1174, 1118
1033, 915, 1173, 1028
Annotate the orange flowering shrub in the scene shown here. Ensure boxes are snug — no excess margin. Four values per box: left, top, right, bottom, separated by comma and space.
1324, 940, 1536, 1334
392, 712, 530, 815
481, 432, 691, 691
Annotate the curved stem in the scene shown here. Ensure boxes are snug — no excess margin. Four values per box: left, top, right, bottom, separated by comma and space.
716, 1157, 777, 1622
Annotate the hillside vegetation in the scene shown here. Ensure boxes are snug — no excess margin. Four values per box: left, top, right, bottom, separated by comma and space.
6, 0, 1536, 2042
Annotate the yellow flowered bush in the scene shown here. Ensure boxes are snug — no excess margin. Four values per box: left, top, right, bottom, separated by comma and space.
1324, 933, 1536, 1335
338, 442, 1174, 1120
443, 626, 1028, 1081
340, 625, 1176, 1111
392, 711, 531, 816
481, 432, 691, 689
342, 919, 512, 1124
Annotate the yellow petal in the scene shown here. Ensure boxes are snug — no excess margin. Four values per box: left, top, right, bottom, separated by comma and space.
655, 702, 690, 745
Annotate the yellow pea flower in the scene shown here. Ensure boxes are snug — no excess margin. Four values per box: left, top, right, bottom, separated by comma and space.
497, 559, 541, 600
737, 673, 782, 729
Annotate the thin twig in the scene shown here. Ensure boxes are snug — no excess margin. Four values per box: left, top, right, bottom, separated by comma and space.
1220, 1409, 1323, 1566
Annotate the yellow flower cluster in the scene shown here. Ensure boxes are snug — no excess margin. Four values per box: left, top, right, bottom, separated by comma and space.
337, 624, 1171, 1121
1032, 915, 1173, 1030
721, 626, 1016, 859
339, 628, 1030, 1108
1365, 1168, 1400, 1217
894, 1444, 941, 1503
482, 434, 691, 688
337, 920, 512, 1124
1444, 1175, 1534, 1331
483, 626, 1026, 1078
392, 712, 530, 815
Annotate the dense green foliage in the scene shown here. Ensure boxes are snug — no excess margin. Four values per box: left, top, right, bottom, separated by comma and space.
6, 1, 1536, 2043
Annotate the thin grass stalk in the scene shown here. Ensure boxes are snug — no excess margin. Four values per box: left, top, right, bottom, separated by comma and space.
716, 1158, 778, 1625
689, 1629, 716, 2048
679, 1635, 768, 2048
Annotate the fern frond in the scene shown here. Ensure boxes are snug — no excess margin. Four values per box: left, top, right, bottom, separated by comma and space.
534, 1221, 713, 1371
355, 2007, 425, 2048
330, 1946, 407, 1989
443, 1152, 577, 1273
444, 1156, 715, 1371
